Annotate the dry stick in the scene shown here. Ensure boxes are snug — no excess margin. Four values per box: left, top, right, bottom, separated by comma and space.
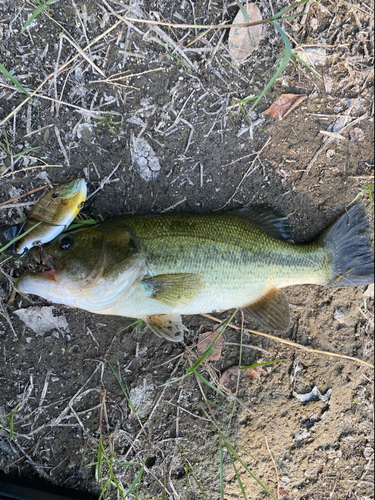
264, 434, 280, 500
123, 357, 183, 460
304, 112, 369, 173
0, 20, 122, 128
101, 0, 198, 71
0, 165, 63, 180
59, 34, 107, 78
86, 161, 121, 200
0, 184, 50, 207
216, 136, 271, 210
201, 313, 375, 369
0, 82, 117, 116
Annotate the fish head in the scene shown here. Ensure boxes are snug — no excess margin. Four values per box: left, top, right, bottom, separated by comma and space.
16, 226, 106, 305
15, 178, 87, 255
16, 224, 144, 310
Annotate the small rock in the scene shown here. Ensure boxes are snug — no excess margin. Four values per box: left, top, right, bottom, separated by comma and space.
363, 446, 374, 459
364, 283, 374, 298
349, 127, 365, 143
334, 308, 345, 323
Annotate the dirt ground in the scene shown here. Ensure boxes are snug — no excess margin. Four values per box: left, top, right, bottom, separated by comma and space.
0, 0, 374, 499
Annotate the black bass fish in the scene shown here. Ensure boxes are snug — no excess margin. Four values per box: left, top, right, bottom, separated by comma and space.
16, 205, 374, 341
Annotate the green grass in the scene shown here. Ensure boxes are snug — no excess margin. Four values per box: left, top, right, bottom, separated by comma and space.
347, 184, 374, 208
0, 406, 17, 440
0, 222, 41, 255
21, 0, 57, 34
97, 111, 124, 134
0, 63, 33, 98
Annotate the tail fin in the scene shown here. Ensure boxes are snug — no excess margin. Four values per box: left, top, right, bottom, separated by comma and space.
323, 204, 374, 286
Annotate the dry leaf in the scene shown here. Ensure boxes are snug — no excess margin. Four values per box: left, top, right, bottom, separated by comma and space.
14, 306, 69, 336
228, 3, 263, 64
294, 46, 326, 66
220, 365, 261, 393
131, 133, 161, 181
262, 94, 307, 119
197, 331, 223, 361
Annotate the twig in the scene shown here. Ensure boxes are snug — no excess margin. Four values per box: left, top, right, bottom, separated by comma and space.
86, 162, 121, 200
0, 185, 50, 207
304, 112, 369, 173
201, 313, 375, 368
216, 136, 271, 210
160, 198, 187, 212
0, 165, 63, 180
264, 434, 280, 500
0, 20, 122, 128
54, 126, 70, 166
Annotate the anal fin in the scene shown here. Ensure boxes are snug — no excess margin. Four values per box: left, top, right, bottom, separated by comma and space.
243, 289, 290, 332
146, 313, 186, 342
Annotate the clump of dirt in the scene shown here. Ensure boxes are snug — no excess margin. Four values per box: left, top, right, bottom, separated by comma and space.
0, 0, 373, 499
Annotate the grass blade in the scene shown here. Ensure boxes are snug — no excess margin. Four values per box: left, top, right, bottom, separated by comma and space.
21, 0, 57, 34
194, 371, 225, 397
291, 52, 323, 82
246, 22, 292, 113
107, 362, 138, 415
240, 359, 287, 370
0, 222, 41, 255
0, 63, 32, 98
219, 434, 224, 500
227, 446, 248, 500
124, 466, 144, 498
225, 441, 277, 500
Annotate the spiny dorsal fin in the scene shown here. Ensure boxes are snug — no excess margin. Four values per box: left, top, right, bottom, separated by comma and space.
142, 273, 203, 306
243, 288, 290, 331
229, 205, 293, 240
145, 313, 186, 342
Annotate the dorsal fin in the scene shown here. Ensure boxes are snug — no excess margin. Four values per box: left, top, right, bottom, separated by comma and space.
229, 205, 293, 240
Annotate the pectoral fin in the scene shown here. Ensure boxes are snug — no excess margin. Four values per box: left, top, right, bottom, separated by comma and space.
243, 289, 290, 332
142, 273, 203, 306
146, 313, 186, 342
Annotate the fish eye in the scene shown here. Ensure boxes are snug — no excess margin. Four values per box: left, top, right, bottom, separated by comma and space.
59, 235, 74, 250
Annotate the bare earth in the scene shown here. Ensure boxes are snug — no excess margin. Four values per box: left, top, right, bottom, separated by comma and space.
0, 1, 373, 499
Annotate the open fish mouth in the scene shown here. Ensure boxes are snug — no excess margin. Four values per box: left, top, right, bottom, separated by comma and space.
30, 246, 59, 281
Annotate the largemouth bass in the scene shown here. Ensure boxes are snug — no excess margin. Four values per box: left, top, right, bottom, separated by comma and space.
3, 179, 87, 255
16, 205, 374, 341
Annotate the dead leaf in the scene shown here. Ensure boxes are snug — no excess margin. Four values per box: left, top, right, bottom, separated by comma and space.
197, 331, 223, 361
294, 46, 326, 66
14, 306, 68, 336
228, 3, 263, 64
220, 365, 261, 393
262, 94, 307, 119
130, 133, 161, 181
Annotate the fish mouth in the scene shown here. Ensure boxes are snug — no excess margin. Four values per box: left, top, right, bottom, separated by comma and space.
31, 246, 59, 282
